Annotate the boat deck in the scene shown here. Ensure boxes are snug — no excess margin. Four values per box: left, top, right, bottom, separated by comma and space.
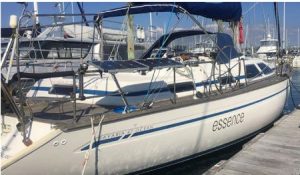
5, 75, 287, 130
205, 109, 300, 175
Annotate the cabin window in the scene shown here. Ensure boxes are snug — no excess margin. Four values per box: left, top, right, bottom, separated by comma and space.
246, 64, 261, 79
48, 84, 75, 95
258, 63, 273, 74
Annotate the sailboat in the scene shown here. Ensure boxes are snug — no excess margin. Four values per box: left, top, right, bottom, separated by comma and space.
293, 54, 300, 68
1, 3, 291, 174
292, 28, 300, 68
1, 2, 148, 83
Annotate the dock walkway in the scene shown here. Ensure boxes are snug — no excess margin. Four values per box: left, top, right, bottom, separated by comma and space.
205, 109, 300, 175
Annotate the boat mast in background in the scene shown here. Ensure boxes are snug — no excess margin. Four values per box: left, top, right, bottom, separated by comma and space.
286, 28, 288, 49
33, 1, 39, 24
149, 12, 153, 42
274, 2, 282, 66
298, 28, 300, 52
127, 3, 135, 60
71, 2, 75, 23
283, 2, 286, 50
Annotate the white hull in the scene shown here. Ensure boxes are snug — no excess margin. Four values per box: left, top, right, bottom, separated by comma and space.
293, 56, 300, 68
2, 78, 288, 174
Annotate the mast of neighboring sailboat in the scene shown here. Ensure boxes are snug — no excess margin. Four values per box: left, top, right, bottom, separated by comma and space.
127, 3, 135, 60
71, 2, 75, 23
283, 2, 286, 50
149, 12, 153, 42
298, 28, 300, 52
33, 1, 39, 24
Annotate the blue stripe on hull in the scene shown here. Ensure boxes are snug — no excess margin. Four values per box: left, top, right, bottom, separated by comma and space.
30, 86, 111, 96
80, 86, 287, 151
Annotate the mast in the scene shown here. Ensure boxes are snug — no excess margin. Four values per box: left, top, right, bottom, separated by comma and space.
298, 28, 300, 50
149, 12, 153, 42
62, 2, 65, 14
71, 2, 75, 23
267, 18, 270, 36
274, 1, 282, 75
33, 1, 39, 24
286, 28, 288, 50
127, 3, 135, 60
283, 2, 286, 50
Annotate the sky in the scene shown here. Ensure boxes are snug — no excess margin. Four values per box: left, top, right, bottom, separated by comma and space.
1, 2, 300, 47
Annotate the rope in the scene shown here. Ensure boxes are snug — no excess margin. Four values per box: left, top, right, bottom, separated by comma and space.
81, 115, 105, 175
288, 77, 300, 110
289, 77, 300, 94
81, 117, 95, 175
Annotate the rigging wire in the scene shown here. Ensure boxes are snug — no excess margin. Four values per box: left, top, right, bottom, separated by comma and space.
108, 6, 131, 60
261, 3, 268, 37
142, 68, 173, 106
151, 69, 173, 102
243, 2, 259, 16
141, 11, 182, 106
80, 2, 84, 63
142, 69, 157, 105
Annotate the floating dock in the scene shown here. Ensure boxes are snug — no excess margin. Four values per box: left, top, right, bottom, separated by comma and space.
205, 109, 300, 175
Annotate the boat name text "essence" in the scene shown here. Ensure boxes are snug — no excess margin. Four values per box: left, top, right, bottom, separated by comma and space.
212, 112, 245, 131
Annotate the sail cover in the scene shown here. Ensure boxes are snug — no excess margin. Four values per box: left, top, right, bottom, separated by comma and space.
96, 2, 242, 22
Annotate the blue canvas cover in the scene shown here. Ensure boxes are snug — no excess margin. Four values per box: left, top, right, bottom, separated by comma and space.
215, 33, 240, 64
96, 2, 242, 22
